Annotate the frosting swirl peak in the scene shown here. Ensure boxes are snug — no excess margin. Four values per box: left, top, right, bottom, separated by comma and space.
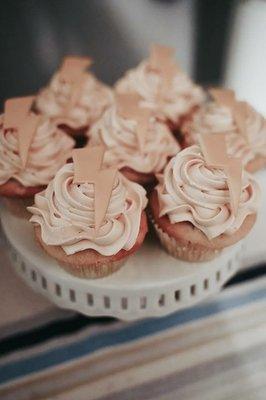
182, 101, 266, 167
0, 117, 74, 187
36, 72, 114, 128
115, 61, 205, 124
89, 103, 180, 174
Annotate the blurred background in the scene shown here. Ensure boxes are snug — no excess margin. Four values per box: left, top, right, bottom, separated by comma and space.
1, 0, 265, 113
1, 2, 266, 399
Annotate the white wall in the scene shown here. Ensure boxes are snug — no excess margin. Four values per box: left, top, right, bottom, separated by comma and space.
103, 0, 196, 76
225, 0, 266, 115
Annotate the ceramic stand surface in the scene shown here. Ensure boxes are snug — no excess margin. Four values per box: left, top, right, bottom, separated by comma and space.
241, 170, 266, 268
1, 210, 242, 321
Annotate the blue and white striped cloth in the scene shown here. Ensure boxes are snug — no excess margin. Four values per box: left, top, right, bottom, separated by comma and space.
0, 235, 265, 400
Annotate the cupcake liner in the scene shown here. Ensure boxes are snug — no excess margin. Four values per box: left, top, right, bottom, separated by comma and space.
150, 214, 221, 262
59, 258, 127, 279
3, 197, 34, 219
33, 211, 147, 280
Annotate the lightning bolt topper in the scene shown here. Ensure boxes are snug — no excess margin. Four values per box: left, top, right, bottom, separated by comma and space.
59, 56, 93, 110
149, 44, 181, 92
3, 96, 40, 168
198, 133, 243, 216
233, 100, 266, 141
72, 146, 117, 232
209, 88, 252, 140
209, 88, 236, 110
149, 44, 175, 69
116, 93, 151, 153
60, 56, 93, 82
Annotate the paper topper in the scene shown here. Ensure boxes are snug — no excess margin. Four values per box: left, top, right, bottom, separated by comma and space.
209, 88, 252, 139
149, 44, 181, 93
3, 96, 40, 168
149, 44, 175, 70
199, 133, 242, 216
4, 96, 34, 130
209, 88, 236, 109
59, 56, 92, 110
72, 146, 117, 232
233, 100, 266, 141
116, 93, 142, 118
116, 93, 151, 152
60, 56, 92, 81
232, 101, 249, 138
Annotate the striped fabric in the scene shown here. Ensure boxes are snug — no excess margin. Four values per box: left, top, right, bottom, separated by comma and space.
0, 229, 266, 399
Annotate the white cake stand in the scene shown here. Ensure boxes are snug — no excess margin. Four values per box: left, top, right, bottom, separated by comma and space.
1, 209, 243, 321
241, 170, 266, 268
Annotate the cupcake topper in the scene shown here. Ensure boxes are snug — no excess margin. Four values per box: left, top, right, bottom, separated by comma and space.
59, 56, 93, 110
199, 133, 243, 216
72, 146, 117, 232
60, 56, 93, 81
209, 88, 236, 109
3, 96, 40, 168
149, 44, 181, 93
4, 96, 34, 129
234, 100, 266, 142
116, 93, 142, 119
209, 88, 251, 139
233, 101, 249, 139
149, 44, 175, 70
116, 93, 151, 152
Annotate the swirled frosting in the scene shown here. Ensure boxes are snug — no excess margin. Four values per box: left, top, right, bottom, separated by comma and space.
156, 145, 259, 239
182, 101, 266, 166
115, 61, 205, 124
28, 164, 147, 256
89, 104, 180, 174
0, 116, 74, 187
36, 72, 114, 128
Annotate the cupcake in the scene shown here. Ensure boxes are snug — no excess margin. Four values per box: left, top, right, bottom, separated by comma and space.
28, 146, 148, 279
115, 44, 205, 135
0, 96, 75, 218
181, 88, 266, 173
35, 56, 113, 141
149, 134, 260, 261
89, 93, 180, 187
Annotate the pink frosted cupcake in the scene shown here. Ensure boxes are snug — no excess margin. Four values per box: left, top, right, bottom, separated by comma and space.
28, 146, 148, 279
149, 134, 260, 261
35, 56, 113, 139
0, 96, 74, 218
115, 44, 205, 134
181, 88, 266, 173
88, 93, 180, 187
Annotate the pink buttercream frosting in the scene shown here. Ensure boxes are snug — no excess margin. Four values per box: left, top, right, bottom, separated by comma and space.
156, 145, 260, 239
0, 116, 74, 187
182, 101, 266, 167
28, 164, 147, 256
35, 72, 114, 129
115, 60, 205, 124
89, 103, 180, 174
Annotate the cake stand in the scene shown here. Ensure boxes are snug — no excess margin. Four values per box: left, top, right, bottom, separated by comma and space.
241, 169, 266, 268
1, 209, 243, 320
